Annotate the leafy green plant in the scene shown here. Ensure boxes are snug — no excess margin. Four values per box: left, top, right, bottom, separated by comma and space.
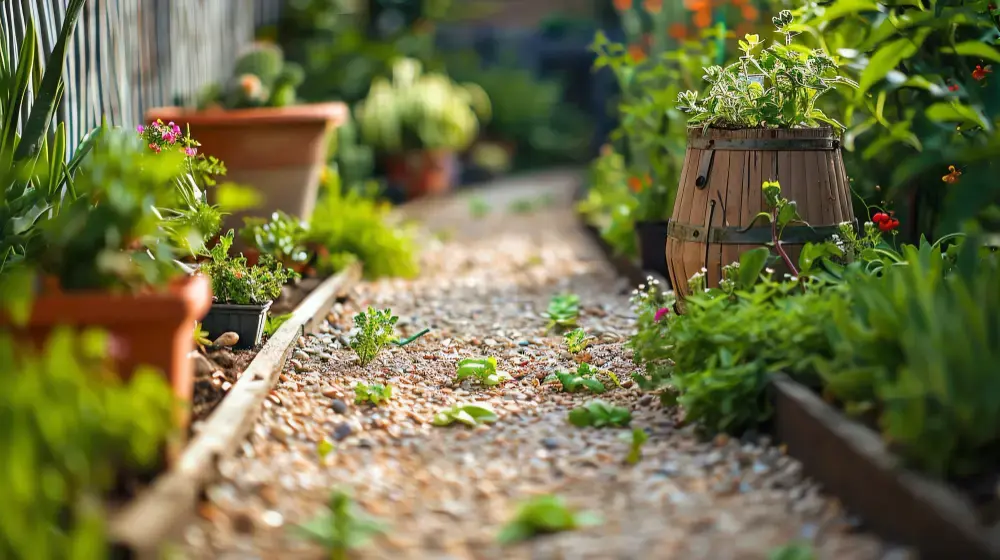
349, 307, 399, 367
240, 211, 311, 269
819, 239, 1000, 478
468, 195, 491, 218
308, 169, 419, 280
567, 400, 632, 428
547, 363, 619, 393
676, 13, 858, 130
353, 382, 393, 406
1, 327, 175, 560
576, 146, 638, 258
194, 321, 212, 350
432, 402, 499, 427
264, 313, 293, 337
455, 357, 512, 387
356, 58, 491, 152
768, 541, 817, 560
295, 489, 388, 560
563, 328, 595, 354
543, 293, 580, 331
624, 427, 649, 465
199, 230, 296, 305
497, 495, 601, 545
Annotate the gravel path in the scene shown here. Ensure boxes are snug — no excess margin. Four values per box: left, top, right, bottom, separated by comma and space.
179, 173, 896, 559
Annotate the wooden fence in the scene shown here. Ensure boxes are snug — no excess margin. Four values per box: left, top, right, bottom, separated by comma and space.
0, 0, 284, 154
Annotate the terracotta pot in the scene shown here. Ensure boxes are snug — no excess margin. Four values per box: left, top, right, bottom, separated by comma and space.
386, 149, 457, 198
0, 275, 213, 431
145, 103, 348, 245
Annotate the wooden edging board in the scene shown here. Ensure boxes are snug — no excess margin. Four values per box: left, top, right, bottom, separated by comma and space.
771, 374, 1000, 560
109, 263, 362, 557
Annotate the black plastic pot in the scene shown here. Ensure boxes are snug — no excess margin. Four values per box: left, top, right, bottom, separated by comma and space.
201, 301, 272, 350
636, 220, 670, 279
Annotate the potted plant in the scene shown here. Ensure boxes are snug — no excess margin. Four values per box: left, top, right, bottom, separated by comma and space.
355, 58, 491, 198
668, 12, 859, 295
198, 230, 297, 350
239, 210, 313, 274
145, 42, 348, 235
1, 128, 214, 428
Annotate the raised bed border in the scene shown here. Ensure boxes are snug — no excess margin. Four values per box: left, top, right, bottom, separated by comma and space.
109, 263, 362, 558
772, 374, 1000, 559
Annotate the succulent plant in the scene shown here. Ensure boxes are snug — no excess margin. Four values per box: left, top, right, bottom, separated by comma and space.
219, 42, 302, 109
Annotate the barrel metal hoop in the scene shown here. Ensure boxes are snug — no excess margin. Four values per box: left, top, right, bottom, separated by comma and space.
688, 137, 839, 151
666, 220, 846, 245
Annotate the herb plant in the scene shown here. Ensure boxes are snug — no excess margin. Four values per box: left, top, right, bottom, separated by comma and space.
676, 12, 858, 131
624, 428, 649, 465
199, 230, 296, 305
432, 403, 499, 427
264, 313, 293, 338
295, 489, 388, 560
353, 382, 393, 406
497, 495, 600, 545
455, 357, 512, 387
543, 293, 580, 331
567, 400, 632, 428
349, 307, 399, 367
549, 370, 606, 394
563, 328, 595, 354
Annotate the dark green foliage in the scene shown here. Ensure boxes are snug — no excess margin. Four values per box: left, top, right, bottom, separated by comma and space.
240, 211, 310, 269
350, 307, 398, 367
200, 230, 296, 305
543, 293, 580, 331
567, 400, 632, 428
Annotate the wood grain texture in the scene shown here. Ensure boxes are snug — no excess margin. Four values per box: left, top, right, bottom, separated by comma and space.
667, 127, 854, 299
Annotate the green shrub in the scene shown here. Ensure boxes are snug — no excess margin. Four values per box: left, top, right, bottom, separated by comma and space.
0, 328, 175, 559
199, 230, 296, 305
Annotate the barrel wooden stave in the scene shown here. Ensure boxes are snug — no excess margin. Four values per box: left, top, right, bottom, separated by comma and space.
666, 127, 855, 298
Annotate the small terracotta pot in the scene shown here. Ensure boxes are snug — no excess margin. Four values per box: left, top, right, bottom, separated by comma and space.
386, 149, 457, 199
0, 275, 213, 431
145, 103, 348, 240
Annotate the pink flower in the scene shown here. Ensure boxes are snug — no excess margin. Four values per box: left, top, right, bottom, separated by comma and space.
184, 146, 197, 157
161, 130, 175, 143
171, 123, 181, 136
136, 124, 145, 134
654, 307, 670, 322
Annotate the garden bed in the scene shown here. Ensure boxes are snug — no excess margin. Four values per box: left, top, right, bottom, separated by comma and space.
108, 263, 361, 556
771, 374, 1000, 559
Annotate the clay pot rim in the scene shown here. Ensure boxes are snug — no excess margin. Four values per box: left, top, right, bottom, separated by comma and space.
145, 102, 349, 129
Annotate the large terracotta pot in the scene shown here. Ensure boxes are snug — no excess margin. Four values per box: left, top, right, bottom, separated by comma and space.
0, 275, 213, 431
145, 103, 348, 239
386, 149, 457, 198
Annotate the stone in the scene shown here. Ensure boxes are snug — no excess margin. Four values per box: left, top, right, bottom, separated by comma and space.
331, 399, 348, 414
214, 332, 239, 348
333, 422, 353, 441
293, 350, 310, 361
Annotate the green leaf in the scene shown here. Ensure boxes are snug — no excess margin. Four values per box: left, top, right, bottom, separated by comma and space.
941, 41, 1000, 63
215, 182, 263, 212
925, 102, 988, 128
857, 30, 931, 95
737, 247, 770, 289
568, 407, 592, 427
317, 439, 335, 459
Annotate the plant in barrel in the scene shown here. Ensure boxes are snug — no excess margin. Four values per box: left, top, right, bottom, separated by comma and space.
667, 11, 859, 302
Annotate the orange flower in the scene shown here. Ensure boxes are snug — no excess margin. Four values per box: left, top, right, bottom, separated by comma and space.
973, 64, 993, 81
628, 176, 644, 192
669, 23, 688, 40
942, 165, 962, 184
644, 0, 662, 14
684, 0, 707, 10
613, 0, 633, 11
693, 8, 712, 28
628, 44, 647, 63
741, 5, 759, 20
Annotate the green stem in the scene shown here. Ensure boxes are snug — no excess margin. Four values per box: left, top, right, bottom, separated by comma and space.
393, 328, 430, 346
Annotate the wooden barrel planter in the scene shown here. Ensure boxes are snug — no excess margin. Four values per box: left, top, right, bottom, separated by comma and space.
666, 127, 856, 300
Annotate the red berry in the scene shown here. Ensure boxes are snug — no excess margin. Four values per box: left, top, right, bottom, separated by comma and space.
872, 212, 889, 223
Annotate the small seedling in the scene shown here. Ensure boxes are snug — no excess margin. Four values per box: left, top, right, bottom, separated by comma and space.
294, 490, 388, 560
567, 400, 632, 428
264, 312, 293, 337
497, 494, 601, 545
432, 402, 499, 427
768, 542, 817, 560
354, 382, 393, 405
455, 357, 512, 387
624, 427, 649, 464
193, 321, 212, 350
469, 195, 491, 218
563, 328, 595, 354
545, 363, 619, 393
317, 439, 335, 459
350, 307, 398, 366
544, 293, 580, 331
